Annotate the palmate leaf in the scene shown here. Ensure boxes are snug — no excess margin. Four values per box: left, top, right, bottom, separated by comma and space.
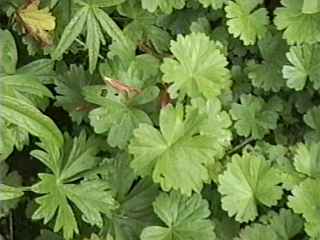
52, 6, 89, 60
234, 224, 278, 240
100, 154, 159, 240
283, 44, 320, 91
288, 179, 320, 239
218, 152, 283, 223
230, 94, 280, 139
303, 106, 320, 142
129, 105, 219, 195
85, 84, 153, 149
32, 174, 117, 240
54, 65, 98, 124
31, 132, 117, 239
262, 209, 304, 240
247, 30, 289, 92
53, 2, 133, 73
117, 0, 172, 54
225, 0, 269, 45
85, 54, 159, 148
141, 191, 215, 240
161, 33, 230, 99
274, 0, 320, 44
293, 142, 320, 178
190, 97, 232, 159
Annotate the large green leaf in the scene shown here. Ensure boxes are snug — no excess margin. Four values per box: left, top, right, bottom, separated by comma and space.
218, 152, 283, 222
129, 105, 218, 195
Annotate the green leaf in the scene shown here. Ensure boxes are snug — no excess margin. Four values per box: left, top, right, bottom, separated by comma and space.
141, 191, 215, 240
35, 230, 63, 240
0, 121, 14, 161
52, 6, 89, 59
86, 10, 101, 74
85, 0, 126, 7
247, 30, 289, 92
100, 155, 159, 240
0, 29, 17, 74
86, 86, 153, 149
16, 59, 56, 84
129, 105, 217, 195
31, 131, 102, 179
54, 65, 98, 124
218, 152, 283, 222
274, 0, 320, 44
234, 224, 278, 240
31, 132, 117, 239
1, 74, 53, 98
0, 120, 29, 161
0, 161, 23, 217
230, 94, 280, 139
161, 33, 230, 99
303, 106, 320, 141
141, 0, 186, 14
266, 209, 304, 240
32, 174, 115, 240
94, 7, 134, 57
190, 97, 232, 159
283, 44, 320, 91
0, 184, 24, 201
288, 179, 320, 239
294, 142, 320, 178
225, 0, 269, 45
302, 0, 320, 14
0, 95, 63, 158
198, 0, 227, 9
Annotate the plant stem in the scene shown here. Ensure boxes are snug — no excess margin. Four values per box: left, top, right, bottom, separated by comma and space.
9, 212, 13, 240
228, 137, 255, 155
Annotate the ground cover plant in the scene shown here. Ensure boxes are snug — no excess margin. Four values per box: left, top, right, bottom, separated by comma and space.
1, 0, 320, 239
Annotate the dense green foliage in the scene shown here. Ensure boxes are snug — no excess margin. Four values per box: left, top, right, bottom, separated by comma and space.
1, 0, 320, 239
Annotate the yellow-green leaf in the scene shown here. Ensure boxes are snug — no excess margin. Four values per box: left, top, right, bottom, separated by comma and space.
18, 0, 56, 46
